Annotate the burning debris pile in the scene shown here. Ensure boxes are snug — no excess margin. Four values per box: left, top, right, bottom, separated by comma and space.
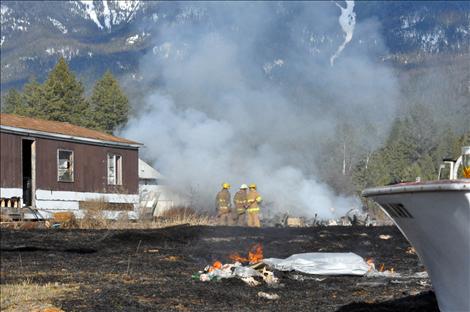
192, 244, 280, 287
193, 243, 403, 289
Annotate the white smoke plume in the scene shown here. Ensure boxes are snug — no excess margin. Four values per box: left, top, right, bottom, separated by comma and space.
122, 2, 399, 219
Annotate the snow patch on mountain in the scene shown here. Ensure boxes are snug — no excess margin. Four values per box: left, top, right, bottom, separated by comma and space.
400, 13, 425, 29
102, 0, 111, 29
1, 5, 30, 33
175, 6, 207, 23
79, 0, 104, 29
263, 59, 284, 75
19, 56, 38, 62
457, 25, 469, 35
330, 0, 356, 66
420, 28, 447, 53
126, 32, 149, 45
1, 4, 12, 19
45, 46, 80, 60
112, 0, 142, 24
73, 0, 143, 30
48, 17, 68, 34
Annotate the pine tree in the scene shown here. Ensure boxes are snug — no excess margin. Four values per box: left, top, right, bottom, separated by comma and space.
2, 88, 23, 114
22, 77, 48, 118
42, 57, 90, 126
2, 78, 47, 117
90, 70, 129, 133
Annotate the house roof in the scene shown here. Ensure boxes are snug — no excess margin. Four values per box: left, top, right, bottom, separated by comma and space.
0, 113, 141, 146
139, 159, 165, 180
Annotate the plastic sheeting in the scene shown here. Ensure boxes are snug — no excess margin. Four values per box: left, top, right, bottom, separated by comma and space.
263, 252, 370, 276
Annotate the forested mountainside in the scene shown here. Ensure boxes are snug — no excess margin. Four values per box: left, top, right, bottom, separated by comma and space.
1, 1, 469, 90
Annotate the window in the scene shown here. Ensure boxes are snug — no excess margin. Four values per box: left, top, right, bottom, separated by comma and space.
107, 154, 122, 185
57, 149, 74, 182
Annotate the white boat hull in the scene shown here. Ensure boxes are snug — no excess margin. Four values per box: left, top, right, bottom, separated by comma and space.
363, 181, 470, 312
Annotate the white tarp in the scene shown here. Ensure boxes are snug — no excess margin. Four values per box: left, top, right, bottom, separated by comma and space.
263, 252, 370, 276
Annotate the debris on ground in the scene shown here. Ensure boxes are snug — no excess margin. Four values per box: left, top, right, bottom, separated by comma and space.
286, 217, 305, 227
242, 276, 260, 287
263, 252, 370, 276
193, 243, 280, 286
257, 291, 280, 300
365, 258, 400, 278
289, 274, 326, 282
379, 234, 392, 240
412, 271, 429, 279
260, 266, 280, 285
406, 247, 417, 254
365, 270, 400, 278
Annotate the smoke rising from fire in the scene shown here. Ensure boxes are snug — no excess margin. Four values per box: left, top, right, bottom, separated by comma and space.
122, 2, 400, 219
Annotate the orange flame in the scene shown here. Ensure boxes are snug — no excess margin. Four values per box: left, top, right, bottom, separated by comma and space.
367, 258, 395, 273
366, 258, 376, 271
229, 243, 263, 264
208, 260, 223, 272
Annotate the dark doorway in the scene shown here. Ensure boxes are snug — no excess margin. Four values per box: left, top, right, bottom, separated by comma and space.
22, 140, 33, 206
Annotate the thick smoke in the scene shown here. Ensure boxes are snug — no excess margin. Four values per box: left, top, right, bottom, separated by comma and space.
122, 2, 400, 219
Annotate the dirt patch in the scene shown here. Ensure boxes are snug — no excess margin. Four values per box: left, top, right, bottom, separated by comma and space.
0, 226, 438, 311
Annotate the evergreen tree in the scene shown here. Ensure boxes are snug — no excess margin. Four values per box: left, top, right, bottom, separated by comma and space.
2, 78, 47, 117
42, 57, 90, 126
90, 70, 129, 133
22, 77, 48, 118
2, 88, 23, 114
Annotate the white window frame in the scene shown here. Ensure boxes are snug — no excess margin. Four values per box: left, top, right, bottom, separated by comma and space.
107, 153, 122, 185
57, 149, 74, 182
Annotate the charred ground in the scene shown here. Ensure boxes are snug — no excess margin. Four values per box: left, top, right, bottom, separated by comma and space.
0, 226, 438, 311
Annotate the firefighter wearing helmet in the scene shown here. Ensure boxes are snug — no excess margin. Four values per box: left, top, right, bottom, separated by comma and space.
246, 183, 262, 227
215, 182, 232, 225
233, 184, 248, 226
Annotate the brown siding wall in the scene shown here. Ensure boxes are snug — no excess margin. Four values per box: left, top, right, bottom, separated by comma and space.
0, 132, 22, 188
35, 138, 139, 194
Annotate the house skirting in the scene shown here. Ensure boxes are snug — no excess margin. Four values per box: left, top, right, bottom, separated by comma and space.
35, 189, 139, 209
0, 188, 22, 198
1, 187, 140, 219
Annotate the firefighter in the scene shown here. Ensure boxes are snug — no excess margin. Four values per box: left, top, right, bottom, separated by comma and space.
233, 184, 248, 226
215, 182, 232, 225
246, 183, 262, 227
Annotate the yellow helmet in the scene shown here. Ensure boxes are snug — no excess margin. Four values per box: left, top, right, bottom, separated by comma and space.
249, 183, 257, 189
222, 182, 231, 189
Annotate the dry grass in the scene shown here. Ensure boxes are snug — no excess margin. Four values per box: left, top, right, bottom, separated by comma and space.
0, 280, 79, 312
76, 205, 216, 230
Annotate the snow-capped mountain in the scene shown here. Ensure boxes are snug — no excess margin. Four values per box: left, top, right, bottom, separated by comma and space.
1, 1, 469, 91
71, 1, 143, 30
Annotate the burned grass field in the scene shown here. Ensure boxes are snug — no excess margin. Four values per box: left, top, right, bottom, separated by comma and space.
1, 226, 438, 312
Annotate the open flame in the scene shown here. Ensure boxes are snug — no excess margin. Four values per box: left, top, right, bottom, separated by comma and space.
206, 244, 263, 272
366, 258, 395, 273
208, 260, 223, 272
229, 243, 264, 264
366, 258, 376, 271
